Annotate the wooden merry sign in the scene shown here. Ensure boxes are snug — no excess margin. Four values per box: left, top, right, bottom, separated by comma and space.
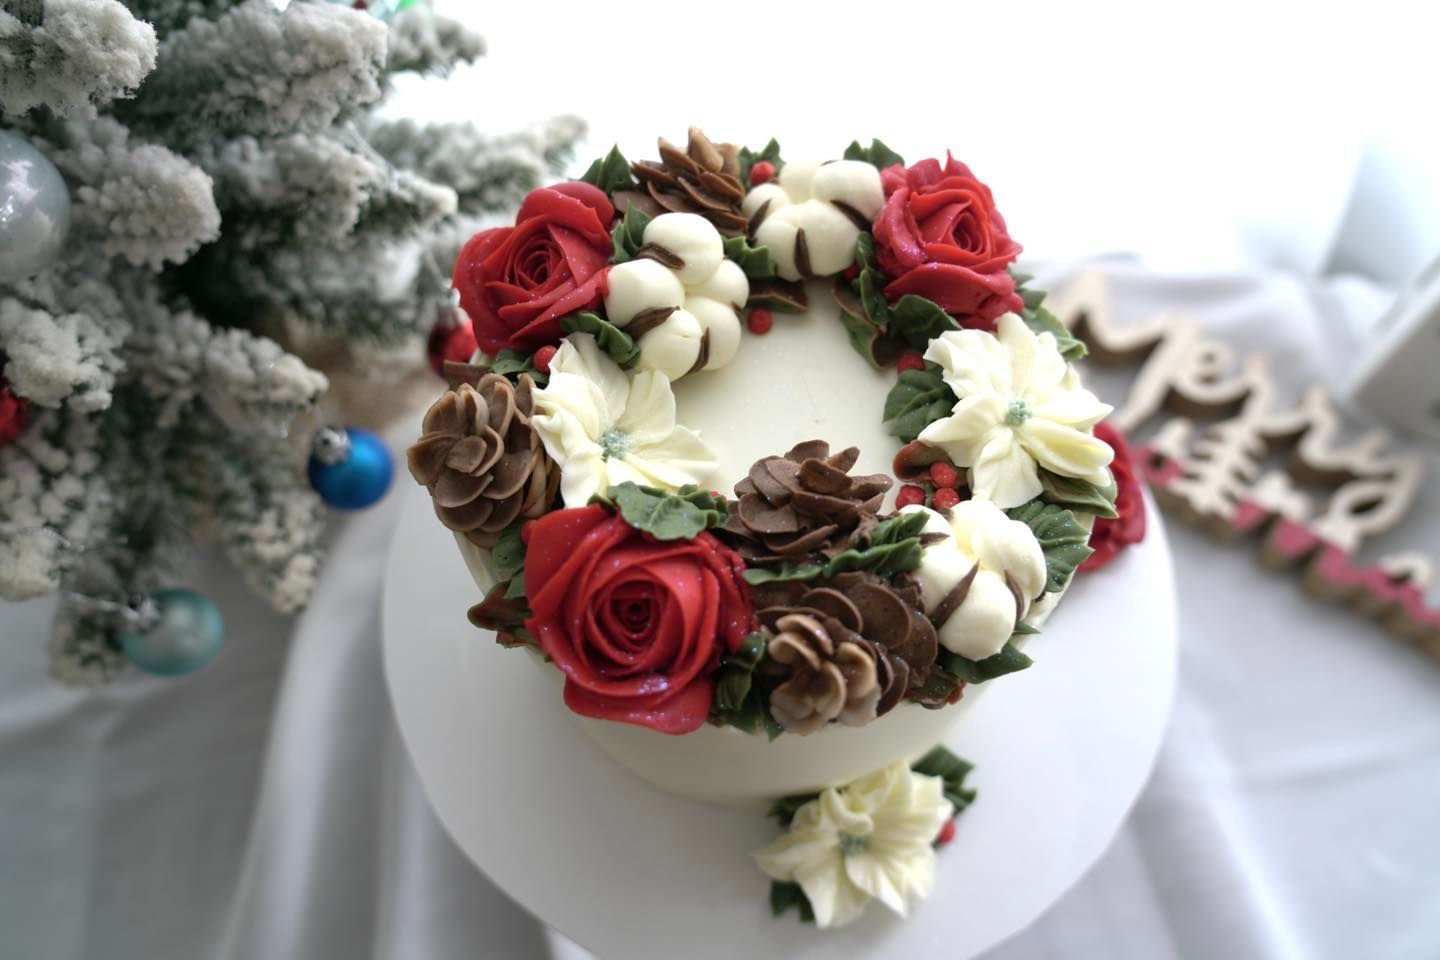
1047, 271, 1439, 657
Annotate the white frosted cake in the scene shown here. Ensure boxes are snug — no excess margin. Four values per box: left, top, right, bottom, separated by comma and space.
407, 129, 1142, 927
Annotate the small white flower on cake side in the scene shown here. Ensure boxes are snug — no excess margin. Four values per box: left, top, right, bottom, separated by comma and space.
530, 333, 718, 506
901, 499, 1047, 660
752, 761, 953, 929
919, 313, 1115, 508
603, 212, 749, 381
741, 160, 885, 281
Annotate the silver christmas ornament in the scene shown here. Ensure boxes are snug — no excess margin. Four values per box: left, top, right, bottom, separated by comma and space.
0, 130, 72, 283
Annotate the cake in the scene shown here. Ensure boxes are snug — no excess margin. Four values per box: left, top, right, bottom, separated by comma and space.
406, 129, 1143, 928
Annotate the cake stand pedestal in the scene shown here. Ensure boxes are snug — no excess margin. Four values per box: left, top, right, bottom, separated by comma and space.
383, 481, 1178, 959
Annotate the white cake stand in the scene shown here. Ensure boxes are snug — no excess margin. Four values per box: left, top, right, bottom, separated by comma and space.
383, 480, 1177, 960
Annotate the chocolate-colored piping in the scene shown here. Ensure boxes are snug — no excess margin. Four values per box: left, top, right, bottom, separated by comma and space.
831, 199, 872, 231
1003, 571, 1026, 622
687, 328, 712, 374
794, 228, 814, 279
928, 563, 979, 629
747, 198, 772, 239
635, 243, 685, 270
627, 306, 677, 340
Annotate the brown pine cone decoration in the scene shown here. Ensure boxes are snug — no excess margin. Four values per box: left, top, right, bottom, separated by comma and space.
754, 571, 938, 719
763, 611, 881, 735
721, 440, 892, 566
406, 373, 559, 548
616, 127, 749, 237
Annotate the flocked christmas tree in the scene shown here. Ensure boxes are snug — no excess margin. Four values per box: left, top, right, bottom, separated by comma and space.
0, 0, 581, 683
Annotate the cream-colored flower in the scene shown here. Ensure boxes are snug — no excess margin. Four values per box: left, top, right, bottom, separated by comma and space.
603, 213, 748, 381
919, 313, 1114, 508
741, 160, 885, 281
529, 333, 718, 506
901, 500, 1046, 660
752, 761, 953, 929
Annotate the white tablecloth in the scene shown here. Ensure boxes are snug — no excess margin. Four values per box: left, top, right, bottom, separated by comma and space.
3, 261, 1439, 960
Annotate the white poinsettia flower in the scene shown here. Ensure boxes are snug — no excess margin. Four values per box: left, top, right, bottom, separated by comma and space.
530, 333, 718, 506
741, 159, 885, 281
919, 313, 1115, 508
603, 213, 748, 381
901, 500, 1046, 660
752, 761, 953, 929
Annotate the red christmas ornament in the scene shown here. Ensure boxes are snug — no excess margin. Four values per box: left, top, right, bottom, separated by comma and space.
936, 819, 957, 846
932, 487, 962, 511
928, 461, 960, 489
749, 160, 776, 186
896, 484, 926, 509
0, 376, 28, 447
896, 351, 926, 373
427, 315, 479, 377
533, 345, 558, 375
842, 263, 861, 282
746, 308, 774, 335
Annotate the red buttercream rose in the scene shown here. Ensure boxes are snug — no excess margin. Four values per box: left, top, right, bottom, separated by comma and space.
452, 182, 614, 355
1080, 421, 1147, 572
872, 154, 1023, 329
524, 505, 756, 734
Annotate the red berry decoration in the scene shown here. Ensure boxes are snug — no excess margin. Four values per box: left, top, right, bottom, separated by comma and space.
936, 819, 957, 846
427, 315, 478, 377
749, 160, 776, 186
895, 484, 926, 509
928, 461, 960, 489
932, 487, 962, 511
842, 263, 860, 281
0, 377, 28, 447
533, 345, 558, 375
896, 351, 926, 373
746, 307, 774, 335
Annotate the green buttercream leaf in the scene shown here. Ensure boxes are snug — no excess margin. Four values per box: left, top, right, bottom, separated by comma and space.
1008, 269, 1088, 362
1039, 470, 1119, 519
713, 631, 767, 713
610, 204, 652, 264
832, 276, 896, 369
939, 642, 1034, 684
770, 881, 816, 923
843, 138, 905, 170
853, 232, 892, 332
767, 792, 817, 829
738, 138, 784, 185
609, 482, 727, 541
490, 521, 526, 583
868, 509, 930, 546
560, 311, 640, 367
1011, 620, 1041, 636
911, 745, 978, 815
883, 366, 957, 443
888, 294, 961, 349
907, 668, 962, 707
579, 144, 637, 195
1007, 499, 1095, 592
742, 563, 824, 586
722, 233, 777, 279
489, 349, 548, 386
503, 572, 527, 600
823, 537, 924, 579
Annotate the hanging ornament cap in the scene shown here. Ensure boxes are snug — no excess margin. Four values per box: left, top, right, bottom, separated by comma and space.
310, 425, 352, 467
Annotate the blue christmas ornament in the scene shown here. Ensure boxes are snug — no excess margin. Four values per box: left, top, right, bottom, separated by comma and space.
308, 425, 393, 510
0, 130, 72, 283
118, 589, 225, 677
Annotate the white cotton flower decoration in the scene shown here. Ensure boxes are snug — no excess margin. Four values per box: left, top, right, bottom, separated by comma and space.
919, 313, 1115, 508
741, 160, 885, 281
752, 761, 953, 929
901, 500, 1047, 660
602, 212, 748, 382
529, 332, 718, 507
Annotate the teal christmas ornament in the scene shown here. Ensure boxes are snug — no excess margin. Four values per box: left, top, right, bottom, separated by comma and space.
308, 425, 393, 510
118, 589, 225, 677
0, 130, 72, 283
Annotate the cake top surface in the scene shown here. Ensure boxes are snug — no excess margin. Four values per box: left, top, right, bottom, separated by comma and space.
407, 128, 1135, 741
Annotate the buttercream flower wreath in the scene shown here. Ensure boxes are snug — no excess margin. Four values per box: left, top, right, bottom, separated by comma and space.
408, 129, 1148, 927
